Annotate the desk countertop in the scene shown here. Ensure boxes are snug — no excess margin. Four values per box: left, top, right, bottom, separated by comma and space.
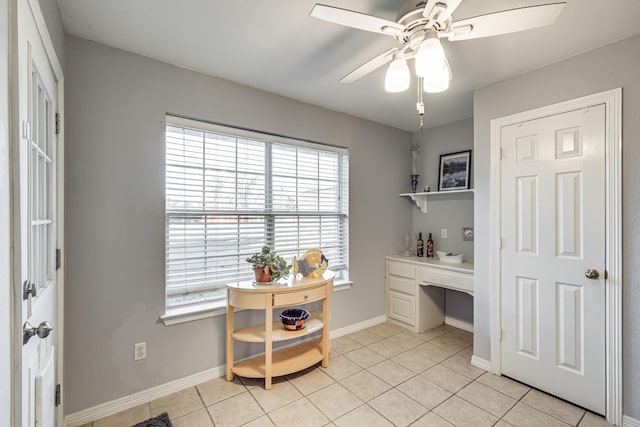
386, 255, 474, 274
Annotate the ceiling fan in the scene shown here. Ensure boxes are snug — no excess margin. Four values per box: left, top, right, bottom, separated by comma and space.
310, 0, 567, 128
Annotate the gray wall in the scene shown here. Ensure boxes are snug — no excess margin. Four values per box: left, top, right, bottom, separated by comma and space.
0, 0, 11, 425
64, 36, 412, 414
411, 118, 474, 325
37, 0, 65, 71
473, 34, 640, 419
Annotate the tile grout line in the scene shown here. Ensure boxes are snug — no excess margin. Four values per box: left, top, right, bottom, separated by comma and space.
90, 323, 602, 427
192, 382, 217, 426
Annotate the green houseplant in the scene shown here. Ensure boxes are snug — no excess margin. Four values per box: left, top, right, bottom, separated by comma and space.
246, 246, 292, 283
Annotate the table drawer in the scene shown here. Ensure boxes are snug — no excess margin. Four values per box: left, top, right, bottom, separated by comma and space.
388, 275, 416, 296
273, 285, 326, 307
388, 261, 417, 280
229, 290, 268, 309
420, 267, 474, 293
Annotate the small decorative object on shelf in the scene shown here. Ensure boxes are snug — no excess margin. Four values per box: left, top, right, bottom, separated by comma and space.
280, 308, 311, 330
410, 143, 421, 193
410, 174, 420, 193
246, 246, 292, 283
293, 248, 329, 278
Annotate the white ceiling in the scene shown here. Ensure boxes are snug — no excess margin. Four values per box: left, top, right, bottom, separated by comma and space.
55, 0, 640, 132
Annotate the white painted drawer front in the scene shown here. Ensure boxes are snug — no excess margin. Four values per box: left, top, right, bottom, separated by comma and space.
388, 261, 417, 280
388, 290, 415, 326
420, 267, 474, 293
388, 275, 416, 296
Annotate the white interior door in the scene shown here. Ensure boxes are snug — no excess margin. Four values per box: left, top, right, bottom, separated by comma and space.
18, 1, 60, 425
500, 105, 606, 414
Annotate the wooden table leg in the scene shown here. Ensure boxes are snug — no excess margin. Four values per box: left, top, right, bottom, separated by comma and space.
321, 284, 331, 367
265, 293, 272, 389
226, 291, 234, 381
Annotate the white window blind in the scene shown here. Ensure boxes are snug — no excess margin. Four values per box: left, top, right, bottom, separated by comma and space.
165, 116, 349, 310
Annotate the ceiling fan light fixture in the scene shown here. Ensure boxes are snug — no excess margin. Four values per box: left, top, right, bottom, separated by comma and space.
414, 31, 446, 78
385, 58, 410, 92
423, 59, 451, 93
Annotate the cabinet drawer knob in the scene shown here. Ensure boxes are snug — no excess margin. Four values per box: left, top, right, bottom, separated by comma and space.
304, 294, 309, 300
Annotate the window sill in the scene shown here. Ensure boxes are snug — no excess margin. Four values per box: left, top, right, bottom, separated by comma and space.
161, 280, 354, 326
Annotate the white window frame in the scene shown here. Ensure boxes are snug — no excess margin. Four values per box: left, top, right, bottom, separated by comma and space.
162, 115, 351, 325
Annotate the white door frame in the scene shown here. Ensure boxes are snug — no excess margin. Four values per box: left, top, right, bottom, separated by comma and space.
10, 0, 64, 425
489, 88, 622, 424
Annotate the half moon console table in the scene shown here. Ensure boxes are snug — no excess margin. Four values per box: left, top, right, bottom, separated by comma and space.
225, 271, 334, 389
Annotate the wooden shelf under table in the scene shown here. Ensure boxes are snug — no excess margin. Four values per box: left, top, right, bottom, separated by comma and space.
232, 313, 323, 343
232, 338, 325, 378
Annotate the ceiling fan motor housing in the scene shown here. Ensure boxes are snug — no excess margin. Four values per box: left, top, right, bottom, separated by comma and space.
397, 0, 430, 20
396, 0, 451, 44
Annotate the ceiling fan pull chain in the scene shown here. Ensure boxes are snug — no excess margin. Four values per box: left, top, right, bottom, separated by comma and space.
417, 77, 425, 130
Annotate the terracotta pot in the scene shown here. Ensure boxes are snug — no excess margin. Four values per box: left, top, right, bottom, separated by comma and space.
253, 266, 272, 283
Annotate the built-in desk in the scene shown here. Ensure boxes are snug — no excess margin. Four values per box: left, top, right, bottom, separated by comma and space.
385, 255, 474, 333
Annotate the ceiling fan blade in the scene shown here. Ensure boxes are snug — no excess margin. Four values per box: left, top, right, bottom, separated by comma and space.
448, 2, 566, 41
340, 48, 398, 83
311, 4, 405, 36
423, 0, 463, 22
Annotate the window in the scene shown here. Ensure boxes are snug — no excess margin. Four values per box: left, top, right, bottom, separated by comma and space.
30, 66, 56, 293
165, 116, 349, 314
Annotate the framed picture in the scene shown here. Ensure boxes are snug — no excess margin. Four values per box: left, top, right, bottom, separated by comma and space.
463, 227, 474, 241
438, 150, 471, 191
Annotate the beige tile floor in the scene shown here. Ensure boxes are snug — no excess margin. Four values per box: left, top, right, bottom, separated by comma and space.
81, 323, 613, 427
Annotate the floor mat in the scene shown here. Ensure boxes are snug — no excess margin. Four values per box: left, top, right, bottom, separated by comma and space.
132, 412, 172, 427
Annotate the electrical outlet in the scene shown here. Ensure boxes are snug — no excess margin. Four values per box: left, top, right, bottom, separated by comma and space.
134, 342, 147, 361
441, 228, 448, 239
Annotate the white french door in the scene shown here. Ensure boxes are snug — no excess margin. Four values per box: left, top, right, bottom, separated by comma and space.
17, 1, 63, 425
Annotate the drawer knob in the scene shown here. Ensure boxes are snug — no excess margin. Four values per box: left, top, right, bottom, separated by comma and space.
304, 294, 309, 299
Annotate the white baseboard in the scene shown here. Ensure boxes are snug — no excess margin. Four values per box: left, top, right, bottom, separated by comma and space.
470, 355, 492, 372
444, 316, 474, 333
66, 315, 386, 426
330, 314, 387, 339
64, 365, 225, 427
623, 415, 640, 427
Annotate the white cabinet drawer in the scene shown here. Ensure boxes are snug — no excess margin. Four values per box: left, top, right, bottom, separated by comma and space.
388, 290, 415, 326
420, 267, 474, 294
388, 261, 417, 280
388, 275, 416, 296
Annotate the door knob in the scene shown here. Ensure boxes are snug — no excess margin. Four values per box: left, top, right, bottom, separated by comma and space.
585, 269, 599, 280
23, 321, 53, 345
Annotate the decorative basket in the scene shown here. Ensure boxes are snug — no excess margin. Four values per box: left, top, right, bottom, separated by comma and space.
279, 308, 310, 331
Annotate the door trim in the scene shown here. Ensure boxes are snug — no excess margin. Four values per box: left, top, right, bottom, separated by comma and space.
489, 88, 622, 424
11, 0, 65, 425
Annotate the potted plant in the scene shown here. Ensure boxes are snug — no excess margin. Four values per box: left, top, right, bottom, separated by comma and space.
246, 246, 292, 283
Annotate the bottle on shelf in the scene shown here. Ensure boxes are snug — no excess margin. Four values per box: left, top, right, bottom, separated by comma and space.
426, 233, 434, 257
417, 233, 424, 257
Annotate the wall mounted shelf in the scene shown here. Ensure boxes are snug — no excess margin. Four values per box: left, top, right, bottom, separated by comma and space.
399, 189, 474, 213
